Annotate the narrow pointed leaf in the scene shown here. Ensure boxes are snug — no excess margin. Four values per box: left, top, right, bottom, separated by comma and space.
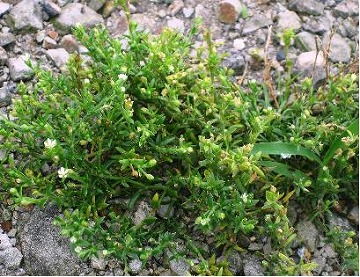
251, 142, 322, 164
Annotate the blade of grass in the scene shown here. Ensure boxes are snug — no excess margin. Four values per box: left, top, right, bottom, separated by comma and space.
251, 142, 322, 164
257, 161, 312, 182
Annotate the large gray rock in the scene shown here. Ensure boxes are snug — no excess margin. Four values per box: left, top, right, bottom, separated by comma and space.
295, 31, 318, 52
0, 31, 15, 47
323, 33, 351, 63
0, 2, 10, 17
8, 56, 34, 81
326, 212, 354, 232
55, 3, 104, 33
288, 0, 324, 16
7, 0, 43, 32
46, 48, 70, 69
333, 0, 359, 18
42, 0, 62, 18
242, 14, 273, 35
18, 205, 82, 275
302, 16, 332, 35
277, 10, 301, 32
169, 258, 190, 276
296, 219, 318, 252
0, 47, 8, 66
0, 86, 11, 107
0, 233, 12, 250
228, 251, 243, 275
0, 247, 23, 270
242, 254, 264, 276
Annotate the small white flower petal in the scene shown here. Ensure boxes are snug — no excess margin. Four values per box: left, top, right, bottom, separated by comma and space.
44, 138, 56, 149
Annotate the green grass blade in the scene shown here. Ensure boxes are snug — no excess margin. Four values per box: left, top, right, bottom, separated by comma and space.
322, 119, 359, 166
251, 142, 322, 164
257, 161, 312, 182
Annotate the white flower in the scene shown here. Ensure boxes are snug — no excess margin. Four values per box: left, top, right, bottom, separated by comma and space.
168, 65, 174, 72
241, 193, 248, 203
280, 153, 292, 159
139, 61, 145, 66
44, 138, 56, 149
120, 86, 126, 93
58, 167, 71, 179
74, 246, 82, 253
118, 73, 128, 81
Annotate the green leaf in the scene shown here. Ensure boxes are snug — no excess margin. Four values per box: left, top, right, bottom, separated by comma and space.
257, 161, 312, 182
322, 118, 359, 165
251, 142, 322, 164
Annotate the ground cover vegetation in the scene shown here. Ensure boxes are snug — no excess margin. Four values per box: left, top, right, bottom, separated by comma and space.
0, 1, 358, 275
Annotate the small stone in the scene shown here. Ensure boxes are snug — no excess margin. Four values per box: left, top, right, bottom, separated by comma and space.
113, 267, 124, 276
88, 0, 105, 11
167, 18, 185, 34
0, 233, 12, 250
0, 31, 15, 47
0, 2, 11, 16
242, 254, 264, 276
157, 9, 167, 18
233, 38, 245, 50
91, 255, 107, 270
302, 16, 331, 35
129, 258, 142, 274
295, 50, 324, 70
333, 0, 359, 18
347, 206, 359, 225
169, 258, 190, 276
183, 7, 194, 18
57, 0, 71, 7
227, 251, 243, 275
312, 256, 326, 275
131, 14, 158, 33
343, 18, 358, 38
156, 203, 174, 219
296, 219, 319, 252
8, 56, 34, 81
7, 0, 43, 32
168, 0, 184, 16
59, 34, 79, 53
222, 51, 245, 75
242, 14, 273, 35
295, 31, 318, 52
248, 242, 263, 251
322, 245, 338, 259
132, 201, 151, 226
323, 33, 351, 63
0, 247, 23, 270
288, 0, 325, 16
218, 0, 242, 24
276, 50, 286, 62
277, 10, 301, 31
42, 36, 57, 49
55, 3, 104, 34
46, 48, 70, 69
36, 30, 46, 43
0, 47, 8, 65
103, 0, 117, 18
47, 30, 59, 40
42, 0, 61, 17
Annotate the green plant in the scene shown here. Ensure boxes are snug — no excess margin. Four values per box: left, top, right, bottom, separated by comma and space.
326, 227, 359, 275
